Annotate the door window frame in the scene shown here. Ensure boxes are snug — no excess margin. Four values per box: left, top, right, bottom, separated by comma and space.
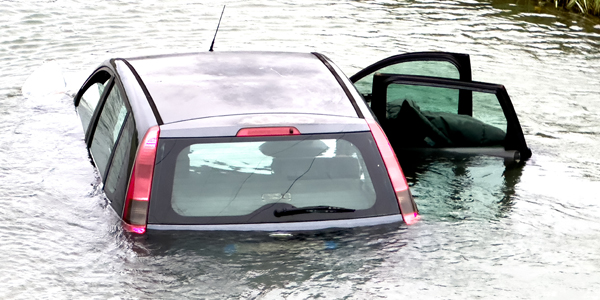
350, 52, 473, 115
370, 74, 530, 157
89, 79, 134, 179
74, 69, 113, 138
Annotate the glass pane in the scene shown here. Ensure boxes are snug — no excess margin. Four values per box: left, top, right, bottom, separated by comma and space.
473, 92, 507, 132
386, 84, 459, 118
385, 84, 506, 148
90, 85, 127, 177
171, 139, 376, 217
105, 116, 135, 214
77, 82, 106, 133
354, 60, 460, 101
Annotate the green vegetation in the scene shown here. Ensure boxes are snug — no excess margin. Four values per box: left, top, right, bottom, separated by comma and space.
553, 0, 600, 16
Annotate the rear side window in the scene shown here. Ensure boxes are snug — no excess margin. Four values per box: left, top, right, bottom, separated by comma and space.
148, 133, 399, 225
90, 84, 128, 178
104, 116, 137, 215
76, 71, 111, 134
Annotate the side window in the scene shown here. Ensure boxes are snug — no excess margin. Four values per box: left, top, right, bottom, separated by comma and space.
76, 71, 111, 134
473, 93, 507, 132
381, 83, 507, 148
354, 61, 460, 103
90, 83, 128, 178
105, 116, 136, 215
386, 84, 459, 119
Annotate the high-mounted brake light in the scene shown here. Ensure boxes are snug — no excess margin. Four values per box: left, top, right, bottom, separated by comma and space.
236, 127, 300, 137
122, 126, 160, 234
366, 119, 419, 225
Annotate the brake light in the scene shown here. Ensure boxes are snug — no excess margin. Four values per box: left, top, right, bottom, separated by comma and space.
366, 119, 419, 224
236, 127, 300, 137
122, 126, 160, 234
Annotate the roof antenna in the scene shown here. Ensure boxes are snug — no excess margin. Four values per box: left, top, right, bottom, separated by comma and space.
209, 5, 226, 52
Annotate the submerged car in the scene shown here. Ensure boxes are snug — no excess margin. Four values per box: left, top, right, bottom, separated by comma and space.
73, 51, 529, 234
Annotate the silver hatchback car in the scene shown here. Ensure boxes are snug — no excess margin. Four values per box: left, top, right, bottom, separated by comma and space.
73, 51, 529, 234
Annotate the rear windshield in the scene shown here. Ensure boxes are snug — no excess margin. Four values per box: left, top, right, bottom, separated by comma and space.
148, 132, 399, 225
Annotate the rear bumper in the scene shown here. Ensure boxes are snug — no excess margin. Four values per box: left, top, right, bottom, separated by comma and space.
146, 215, 404, 232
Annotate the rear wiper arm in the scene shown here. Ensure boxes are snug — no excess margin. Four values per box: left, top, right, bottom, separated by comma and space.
274, 206, 355, 217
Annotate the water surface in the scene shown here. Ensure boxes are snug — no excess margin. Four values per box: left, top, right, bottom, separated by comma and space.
1, 0, 600, 298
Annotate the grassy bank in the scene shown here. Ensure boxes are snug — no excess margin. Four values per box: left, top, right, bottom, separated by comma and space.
553, 0, 600, 16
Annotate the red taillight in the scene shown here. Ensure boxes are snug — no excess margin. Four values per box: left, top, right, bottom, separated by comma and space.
236, 127, 300, 137
366, 119, 419, 224
122, 126, 160, 234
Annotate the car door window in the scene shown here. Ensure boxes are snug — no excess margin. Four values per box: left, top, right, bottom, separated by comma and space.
90, 84, 128, 179
384, 84, 507, 148
104, 116, 136, 215
386, 82, 459, 117
350, 52, 471, 106
473, 92, 507, 132
371, 75, 514, 150
76, 71, 111, 134
354, 61, 461, 102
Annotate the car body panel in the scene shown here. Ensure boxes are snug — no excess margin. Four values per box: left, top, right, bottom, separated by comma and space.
126, 52, 360, 124
146, 214, 404, 232
158, 114, 370, 138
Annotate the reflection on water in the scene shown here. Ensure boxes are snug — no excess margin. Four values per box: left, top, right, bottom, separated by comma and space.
119, 153, 527, 298
123, 224, 409, 298
489, 0, 600, 32
401, 154, 524, 221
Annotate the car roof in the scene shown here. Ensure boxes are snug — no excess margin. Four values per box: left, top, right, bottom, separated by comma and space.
123, 52, 360, 124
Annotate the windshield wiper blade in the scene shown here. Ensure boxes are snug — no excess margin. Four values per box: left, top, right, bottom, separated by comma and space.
274, 206, 355, 217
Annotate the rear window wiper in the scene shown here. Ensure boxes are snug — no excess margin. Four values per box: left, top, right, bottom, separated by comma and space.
274, 206, 356, 217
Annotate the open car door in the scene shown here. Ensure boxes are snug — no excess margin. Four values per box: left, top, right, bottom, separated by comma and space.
350, 52, 472, 108
351, 52, 531, 162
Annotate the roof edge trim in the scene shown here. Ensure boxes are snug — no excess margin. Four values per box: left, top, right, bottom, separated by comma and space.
311, 52, 364, 119
114, 58, 164, 125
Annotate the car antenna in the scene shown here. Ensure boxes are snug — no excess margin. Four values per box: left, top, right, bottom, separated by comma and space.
209, 5, 226, 52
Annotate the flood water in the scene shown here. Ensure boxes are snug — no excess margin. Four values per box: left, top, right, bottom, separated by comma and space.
1, 0, 600, 298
